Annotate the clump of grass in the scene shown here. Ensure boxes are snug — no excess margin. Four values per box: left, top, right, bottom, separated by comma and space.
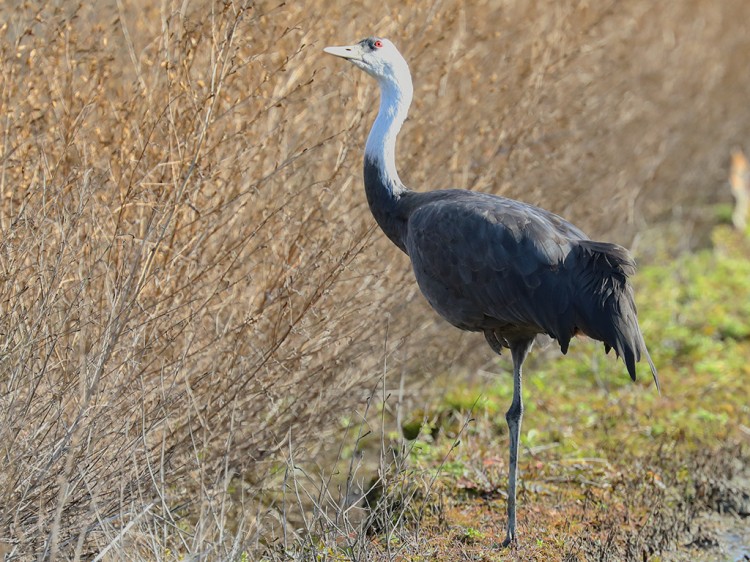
255, 362, 475, 562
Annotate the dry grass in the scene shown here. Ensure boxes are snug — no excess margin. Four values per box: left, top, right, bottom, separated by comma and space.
0, 0, 748, 558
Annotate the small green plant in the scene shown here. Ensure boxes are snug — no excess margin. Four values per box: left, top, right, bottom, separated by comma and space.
461, 527, 485, 543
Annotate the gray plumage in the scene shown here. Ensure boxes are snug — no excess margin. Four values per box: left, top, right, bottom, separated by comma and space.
365, 156, 656, 384
326, 36, 659, 547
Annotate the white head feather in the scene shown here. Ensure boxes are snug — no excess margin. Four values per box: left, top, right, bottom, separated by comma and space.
325, 38, 413, 191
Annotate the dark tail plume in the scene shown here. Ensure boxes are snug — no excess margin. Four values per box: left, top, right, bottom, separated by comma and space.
571, 240, 660, 393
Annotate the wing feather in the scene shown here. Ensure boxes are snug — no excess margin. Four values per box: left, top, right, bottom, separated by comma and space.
405, 191, 583, 341
401, 189, 657, 387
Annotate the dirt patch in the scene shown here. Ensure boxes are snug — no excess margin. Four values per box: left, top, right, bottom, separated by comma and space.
677, 459, 750, 562
418, 443, 750, 561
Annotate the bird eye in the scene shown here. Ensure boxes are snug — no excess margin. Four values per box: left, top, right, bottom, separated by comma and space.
373, 40, 383, 49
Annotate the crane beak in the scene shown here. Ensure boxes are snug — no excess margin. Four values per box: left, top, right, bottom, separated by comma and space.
323, 44, 364, 61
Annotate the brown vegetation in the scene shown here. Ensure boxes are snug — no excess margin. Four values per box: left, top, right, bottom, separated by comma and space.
0, 0, 748, 557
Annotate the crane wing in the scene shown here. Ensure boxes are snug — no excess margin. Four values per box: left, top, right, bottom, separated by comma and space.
405, 191, 585, 345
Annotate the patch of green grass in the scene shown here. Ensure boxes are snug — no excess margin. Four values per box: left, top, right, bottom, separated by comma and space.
460, 526, 485, 543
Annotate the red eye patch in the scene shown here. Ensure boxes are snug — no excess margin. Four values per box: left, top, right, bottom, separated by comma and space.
374, 40, 383, 48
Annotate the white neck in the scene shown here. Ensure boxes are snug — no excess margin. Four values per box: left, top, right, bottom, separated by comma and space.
364, 75, 413, 193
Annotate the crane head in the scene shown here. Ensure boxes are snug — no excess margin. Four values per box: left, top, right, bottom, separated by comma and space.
324, 37, 411, 89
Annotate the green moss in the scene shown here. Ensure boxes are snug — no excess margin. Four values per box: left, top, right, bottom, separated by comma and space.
460, 526, 485, 543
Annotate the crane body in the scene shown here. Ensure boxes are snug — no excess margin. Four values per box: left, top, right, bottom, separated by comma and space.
325, 37, 659, 546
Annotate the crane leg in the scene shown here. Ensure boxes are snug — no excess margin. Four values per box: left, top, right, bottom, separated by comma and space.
502, 338, 533, 547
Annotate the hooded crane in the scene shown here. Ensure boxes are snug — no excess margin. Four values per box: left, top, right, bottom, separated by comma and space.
324, 37, 660, 547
